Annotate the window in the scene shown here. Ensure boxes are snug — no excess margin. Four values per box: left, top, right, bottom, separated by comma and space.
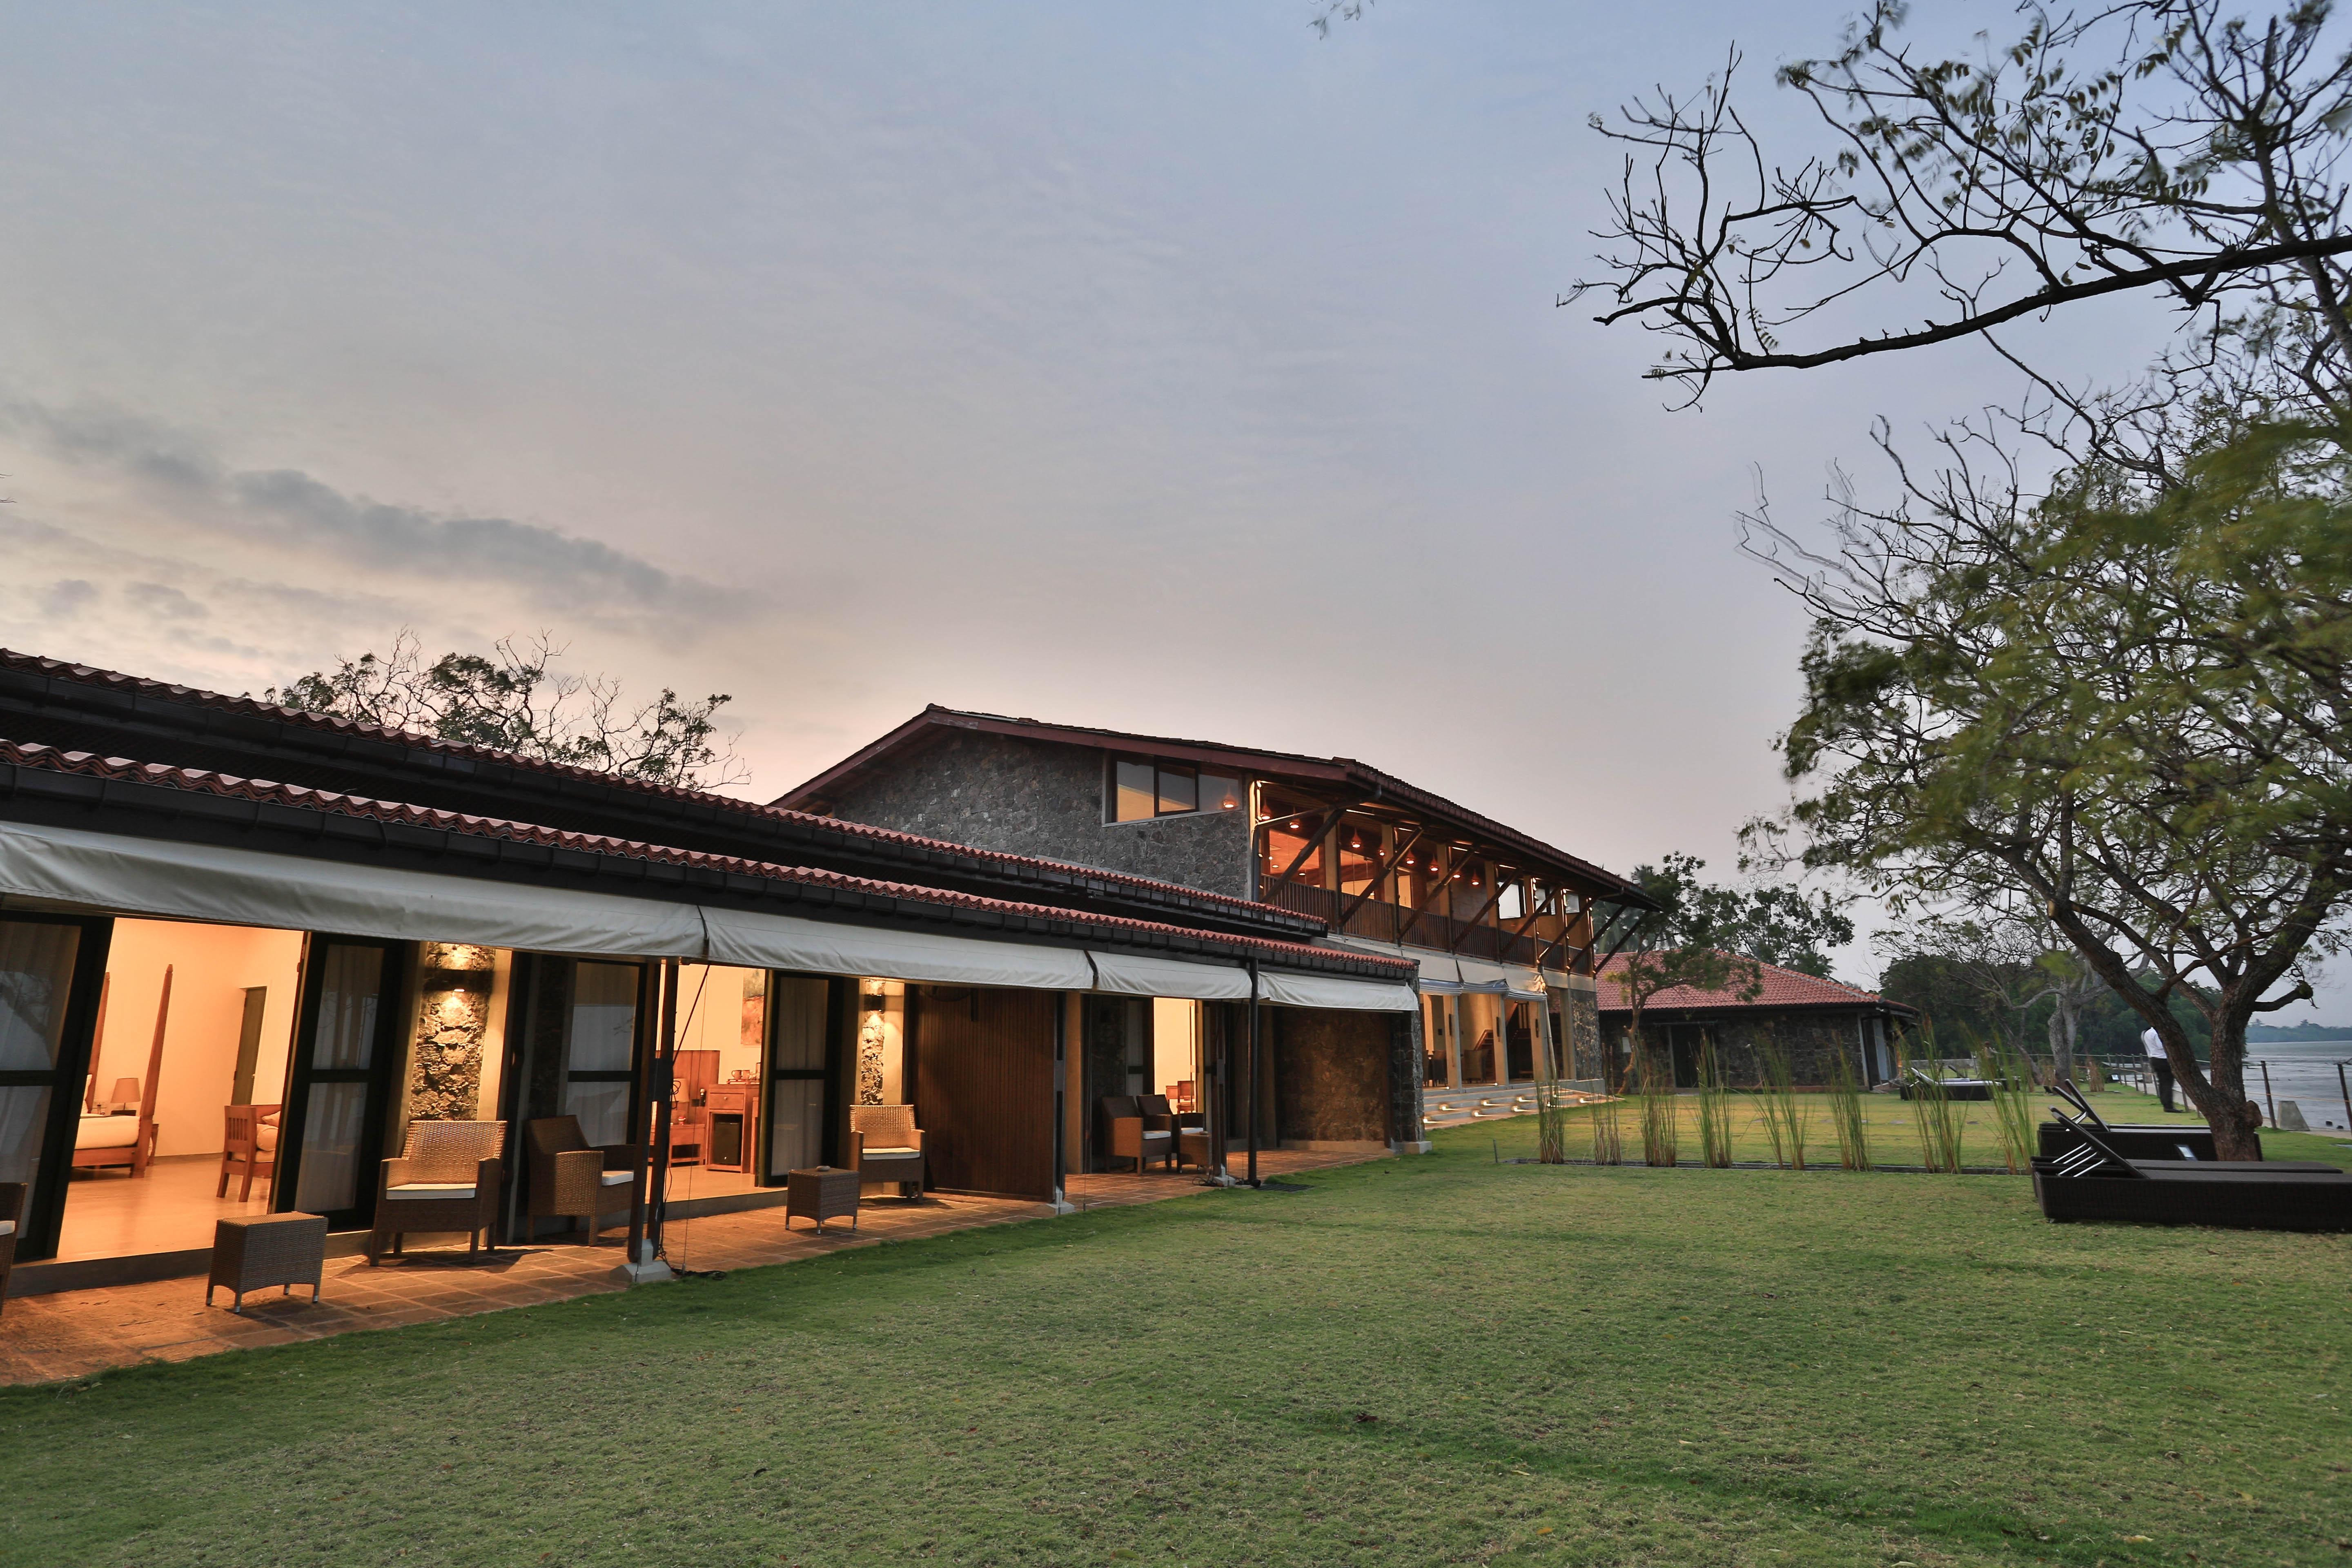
1114, 760, 1156, 823
1109, 757, 1244, 822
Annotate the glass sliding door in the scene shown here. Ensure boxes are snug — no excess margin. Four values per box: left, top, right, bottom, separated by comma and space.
279, 937, 410, 1229
0, 915, 111, 1261
762, 975, 833, 1181
562, 962, 642, 1145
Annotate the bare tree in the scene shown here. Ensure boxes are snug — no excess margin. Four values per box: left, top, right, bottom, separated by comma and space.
1571, 1, 2352, 410
264, 630, 748, 791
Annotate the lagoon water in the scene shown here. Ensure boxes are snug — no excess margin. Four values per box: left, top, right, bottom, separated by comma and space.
2245, 1040, 2352, 1134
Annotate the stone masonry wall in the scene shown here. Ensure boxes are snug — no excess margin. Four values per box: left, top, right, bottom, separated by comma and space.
1605, 1009, 1878, 1088
1273, 1008, 1391, 1145
820, 731, 1254, 897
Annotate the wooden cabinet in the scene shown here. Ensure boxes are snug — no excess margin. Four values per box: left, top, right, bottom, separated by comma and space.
705, 1084, 759, 1173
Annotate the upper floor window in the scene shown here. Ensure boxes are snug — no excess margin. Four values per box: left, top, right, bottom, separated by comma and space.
1110, 757, 1243, 823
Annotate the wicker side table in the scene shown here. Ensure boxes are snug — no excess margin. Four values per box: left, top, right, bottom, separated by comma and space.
208, 1212, 328, 1313
786, 1166, 861, 1234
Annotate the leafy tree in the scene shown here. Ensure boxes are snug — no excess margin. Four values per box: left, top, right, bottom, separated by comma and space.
1743, 413, 2352, 1157
264, 629, 746, 791
1875, 908, 2108, 1078
1592, 853, 1853, 1084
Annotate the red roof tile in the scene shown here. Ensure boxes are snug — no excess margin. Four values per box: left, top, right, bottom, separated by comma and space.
1595, 951, 1904, 1013
0, 648, 1296, 925
0, 738, 1414, 979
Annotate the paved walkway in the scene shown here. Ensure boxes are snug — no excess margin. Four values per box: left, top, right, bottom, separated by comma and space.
0, 1147, 1381, 1387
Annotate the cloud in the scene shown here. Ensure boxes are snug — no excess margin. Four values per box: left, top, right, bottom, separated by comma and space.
40, 579, 98, 618
0, 400, 748, 627
124, 581, 207, 619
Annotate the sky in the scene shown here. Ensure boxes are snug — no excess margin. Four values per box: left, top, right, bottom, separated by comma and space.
0, 2, 2335, 1016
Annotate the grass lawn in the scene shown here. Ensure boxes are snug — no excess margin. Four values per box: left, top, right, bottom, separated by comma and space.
1457, 1086, 2352, 1172
9, 1133, 2348, 1567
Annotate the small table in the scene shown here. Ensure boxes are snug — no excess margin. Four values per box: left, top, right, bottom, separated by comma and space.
786, 1166, 860, 1234
1177, 1127, 1217, 1172
208, 1212, 327, 1314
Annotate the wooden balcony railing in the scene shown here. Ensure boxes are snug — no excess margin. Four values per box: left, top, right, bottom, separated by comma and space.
1257, 878, 1560, 967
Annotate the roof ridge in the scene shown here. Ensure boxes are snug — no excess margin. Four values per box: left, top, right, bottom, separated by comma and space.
0, 738, 1410, 976
1595, 947, 1891, 1007
0, 648, 1294, 922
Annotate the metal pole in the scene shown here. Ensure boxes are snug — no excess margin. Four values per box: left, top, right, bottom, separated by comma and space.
1245, 960, 1261, 1188
2258, 1058, 2276, 1128
2337, 1060, 2350, 1137
647, 959, 679, 1255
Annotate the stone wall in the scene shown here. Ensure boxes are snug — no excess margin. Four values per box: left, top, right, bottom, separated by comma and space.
820, 731, 1254, 897
1604, 1008, 1878, 1089
405, 942, 497, 1121
1274, 1008, 1392, 1145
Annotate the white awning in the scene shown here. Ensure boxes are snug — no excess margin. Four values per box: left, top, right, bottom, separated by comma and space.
700, 904, 1094, 991
0, 820, 706, 958
1084, 951, 1254, 1001
1255, 969, 1420, 1012
0, 819, 1403, 1003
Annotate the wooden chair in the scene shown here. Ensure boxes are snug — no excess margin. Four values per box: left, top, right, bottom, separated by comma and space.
526, 1116, 640, 1244
216, 1103, 281, 1201
367, 1120, 506, 1263
847, 1103, 925, 1198
0, 1183, 21, 1321
1096, 1095, 1173, 1174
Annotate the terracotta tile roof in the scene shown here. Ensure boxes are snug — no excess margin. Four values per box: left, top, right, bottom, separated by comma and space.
0, 738, 1414, 980
771, 704, 1652, 904
0, 648, 1297, 927
1595, 951, 1908, 1013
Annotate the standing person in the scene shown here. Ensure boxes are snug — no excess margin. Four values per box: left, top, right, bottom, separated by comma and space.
2141, 1027, 2178, 1114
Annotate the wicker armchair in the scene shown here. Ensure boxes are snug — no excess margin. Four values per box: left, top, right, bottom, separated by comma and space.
1139, 1094, 1210, 1171
0, 1182, 22, 1320
1096, 1095, 1174, 1174
367, 1119, 507, 1263
848, 1103, 925, 1198
526, 1116, 639, 1244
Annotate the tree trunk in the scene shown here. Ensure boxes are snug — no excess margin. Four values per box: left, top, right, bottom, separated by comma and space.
2047, 995, 2078, 1086
2170, 1017, 2265, 1161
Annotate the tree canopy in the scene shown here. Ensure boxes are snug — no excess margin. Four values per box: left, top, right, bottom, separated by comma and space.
265, 630, 746, 791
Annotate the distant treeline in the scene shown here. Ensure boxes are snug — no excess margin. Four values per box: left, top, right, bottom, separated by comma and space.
2245, 1022, 2352, 1042
1879, 956, 2209, 1062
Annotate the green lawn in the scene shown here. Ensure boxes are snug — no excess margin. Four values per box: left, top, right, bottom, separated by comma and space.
1460, 1086, 2352, 1171
10, 1134, 2349, 1567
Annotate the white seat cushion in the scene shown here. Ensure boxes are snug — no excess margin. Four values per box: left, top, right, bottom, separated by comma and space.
0, 1218, 15, 1237
862, 1146, 921, 1158
599, 1170, 635, 1186
254, 1125, 279, 1152
385, 1182, 476, 1200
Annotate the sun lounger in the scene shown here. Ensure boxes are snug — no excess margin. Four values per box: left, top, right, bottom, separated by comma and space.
2029, 1112, 2352, 1232
2036, 1080, 2221, 1161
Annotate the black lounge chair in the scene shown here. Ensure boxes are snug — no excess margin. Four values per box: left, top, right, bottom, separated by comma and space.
2036, 1080, 2222, 1162
2030, 1113, 2352, 1232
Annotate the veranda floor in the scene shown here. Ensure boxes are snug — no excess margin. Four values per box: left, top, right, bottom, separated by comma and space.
0, 1146, 1377, 1386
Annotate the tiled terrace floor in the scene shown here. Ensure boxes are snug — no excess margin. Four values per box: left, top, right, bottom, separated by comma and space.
0, 1146, 1381, 1387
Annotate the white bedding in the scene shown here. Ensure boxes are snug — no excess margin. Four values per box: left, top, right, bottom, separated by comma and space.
75, 1114, 143, 1150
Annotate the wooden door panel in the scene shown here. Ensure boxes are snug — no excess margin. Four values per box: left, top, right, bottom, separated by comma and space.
913, 986, 1055, 1200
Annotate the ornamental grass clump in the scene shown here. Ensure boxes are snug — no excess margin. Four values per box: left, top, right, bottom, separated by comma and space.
1825, 1047, 1872, 1171
1697, 1038, 1737, 1169
1588, 1093, 1625, 1164
1638, 1048, 1679, 1167
1901, 1029, 1967, 1173
1984, 1039, 2042, 1174
1755, 1041, 1810, 1170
